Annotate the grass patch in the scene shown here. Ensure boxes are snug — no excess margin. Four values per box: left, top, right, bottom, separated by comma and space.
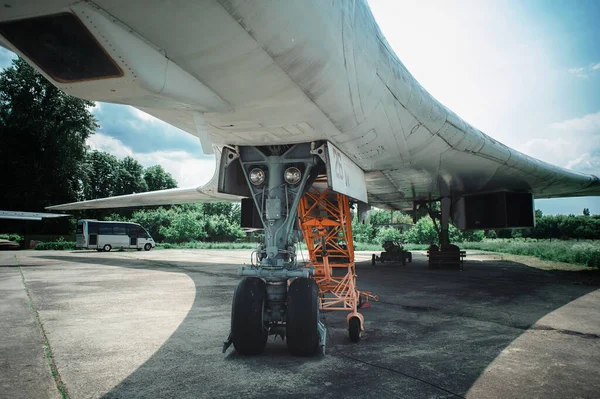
360, 239, 600, 268
459, 239, 600, 268
155, 241, 257, 250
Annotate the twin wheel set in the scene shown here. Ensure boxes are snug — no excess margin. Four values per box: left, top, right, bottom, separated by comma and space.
230, 277, 324, 356
229, 275, 363, 356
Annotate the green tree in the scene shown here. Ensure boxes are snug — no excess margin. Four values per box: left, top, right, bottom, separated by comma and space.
82, 151, 121, 199
402, 217, 438, 244
128, 207, 173, 242
375, 226, 403, 244
203, 202, 241, 224
205, 214, 245, 242
583, 208, 590, 217
401, 217, 484, 244
0, 58, 97, 210
144, 165, 177, 191
352, 216, 375, 243
117, 156, 148, 195
370, 209, 393, 225
160, 211, 207, 243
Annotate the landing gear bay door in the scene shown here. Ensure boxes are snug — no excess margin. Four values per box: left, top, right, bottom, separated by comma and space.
318, 142, 368, 204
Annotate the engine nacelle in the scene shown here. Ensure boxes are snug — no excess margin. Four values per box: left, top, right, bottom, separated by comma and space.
453, 192, 535, 230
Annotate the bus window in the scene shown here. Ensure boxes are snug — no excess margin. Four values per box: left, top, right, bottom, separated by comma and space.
138, 228, 149, 238
113, 225, 127, 235
98, 225, 112, 235
88, 222, 98, 234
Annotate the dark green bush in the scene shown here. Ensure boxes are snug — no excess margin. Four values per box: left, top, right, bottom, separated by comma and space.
34, 241, 76, 250
0, 233, 24, 242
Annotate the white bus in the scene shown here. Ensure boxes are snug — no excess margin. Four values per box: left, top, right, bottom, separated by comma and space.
76, 220, 155, 252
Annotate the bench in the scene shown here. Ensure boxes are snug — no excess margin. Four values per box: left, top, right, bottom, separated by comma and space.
427, 250, 466, 271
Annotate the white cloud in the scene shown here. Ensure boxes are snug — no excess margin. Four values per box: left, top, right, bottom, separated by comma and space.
87, 133, 133, 159
519, 137, 574, 166
549, 110, 600, 134
567, 62, 600, 79
568, 67, 588, 79
519, 111, 600, 176
566, 153, 600, 174
87, 133, 216, 187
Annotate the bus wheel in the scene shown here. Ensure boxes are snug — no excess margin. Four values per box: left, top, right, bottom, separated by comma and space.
144, 243, 152, 251
103, 244, 112, 252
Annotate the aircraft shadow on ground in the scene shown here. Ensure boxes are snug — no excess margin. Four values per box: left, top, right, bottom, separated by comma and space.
36, 254, 600, 398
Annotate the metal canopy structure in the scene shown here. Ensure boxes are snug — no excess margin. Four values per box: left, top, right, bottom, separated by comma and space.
0, 210, 70, 221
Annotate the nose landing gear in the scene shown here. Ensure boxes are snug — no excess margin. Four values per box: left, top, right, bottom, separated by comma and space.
221, 142, 373, 356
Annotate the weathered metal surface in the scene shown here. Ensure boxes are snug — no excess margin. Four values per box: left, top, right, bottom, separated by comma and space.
2, 0, 598, 211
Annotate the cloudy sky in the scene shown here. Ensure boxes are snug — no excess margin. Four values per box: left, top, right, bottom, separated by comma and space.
1, 0, 599, 214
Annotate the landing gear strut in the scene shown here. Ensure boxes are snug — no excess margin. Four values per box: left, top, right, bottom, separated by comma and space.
423, 197, 463, 269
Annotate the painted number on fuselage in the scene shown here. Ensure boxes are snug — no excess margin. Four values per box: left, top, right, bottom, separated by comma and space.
333, 146, 351, 188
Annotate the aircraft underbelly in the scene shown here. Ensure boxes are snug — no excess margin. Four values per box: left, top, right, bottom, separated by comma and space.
1, 0, 598, 209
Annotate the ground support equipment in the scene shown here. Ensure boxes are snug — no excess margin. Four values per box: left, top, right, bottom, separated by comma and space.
371, 240, 412, 266
298, 186, 377, 342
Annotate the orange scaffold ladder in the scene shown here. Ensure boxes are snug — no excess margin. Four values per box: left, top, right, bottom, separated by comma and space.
297, 186, 378, 337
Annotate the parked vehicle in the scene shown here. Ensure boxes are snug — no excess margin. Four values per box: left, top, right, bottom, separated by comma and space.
76, 220, 155, 252
0, 239, 20, 250
372, 240, 412, 266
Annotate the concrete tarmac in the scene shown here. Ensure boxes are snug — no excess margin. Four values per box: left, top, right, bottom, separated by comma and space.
1, 249, 599, 398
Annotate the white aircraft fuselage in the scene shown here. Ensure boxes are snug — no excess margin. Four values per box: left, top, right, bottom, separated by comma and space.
1, 0, 598, 212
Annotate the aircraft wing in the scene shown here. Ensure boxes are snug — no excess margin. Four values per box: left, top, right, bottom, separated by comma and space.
46, 181, 242, 211
1, 0, 599, 213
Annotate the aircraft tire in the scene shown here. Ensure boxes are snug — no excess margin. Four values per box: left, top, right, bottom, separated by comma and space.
286, 277, 319, 356
349, 316, 361, 342
231, 277, 268, 355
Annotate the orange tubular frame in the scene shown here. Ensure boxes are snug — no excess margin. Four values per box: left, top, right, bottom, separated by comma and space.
298, 187, 377, 328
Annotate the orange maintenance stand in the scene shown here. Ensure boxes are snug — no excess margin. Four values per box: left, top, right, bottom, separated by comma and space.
298, 186, 377, 341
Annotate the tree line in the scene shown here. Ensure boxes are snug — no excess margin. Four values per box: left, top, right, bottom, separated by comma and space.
0, 57, 176, 212
82, 151, 176, 200
106, 203, 245, 243
490, 211, 600, 240
352, 208, 600, 245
